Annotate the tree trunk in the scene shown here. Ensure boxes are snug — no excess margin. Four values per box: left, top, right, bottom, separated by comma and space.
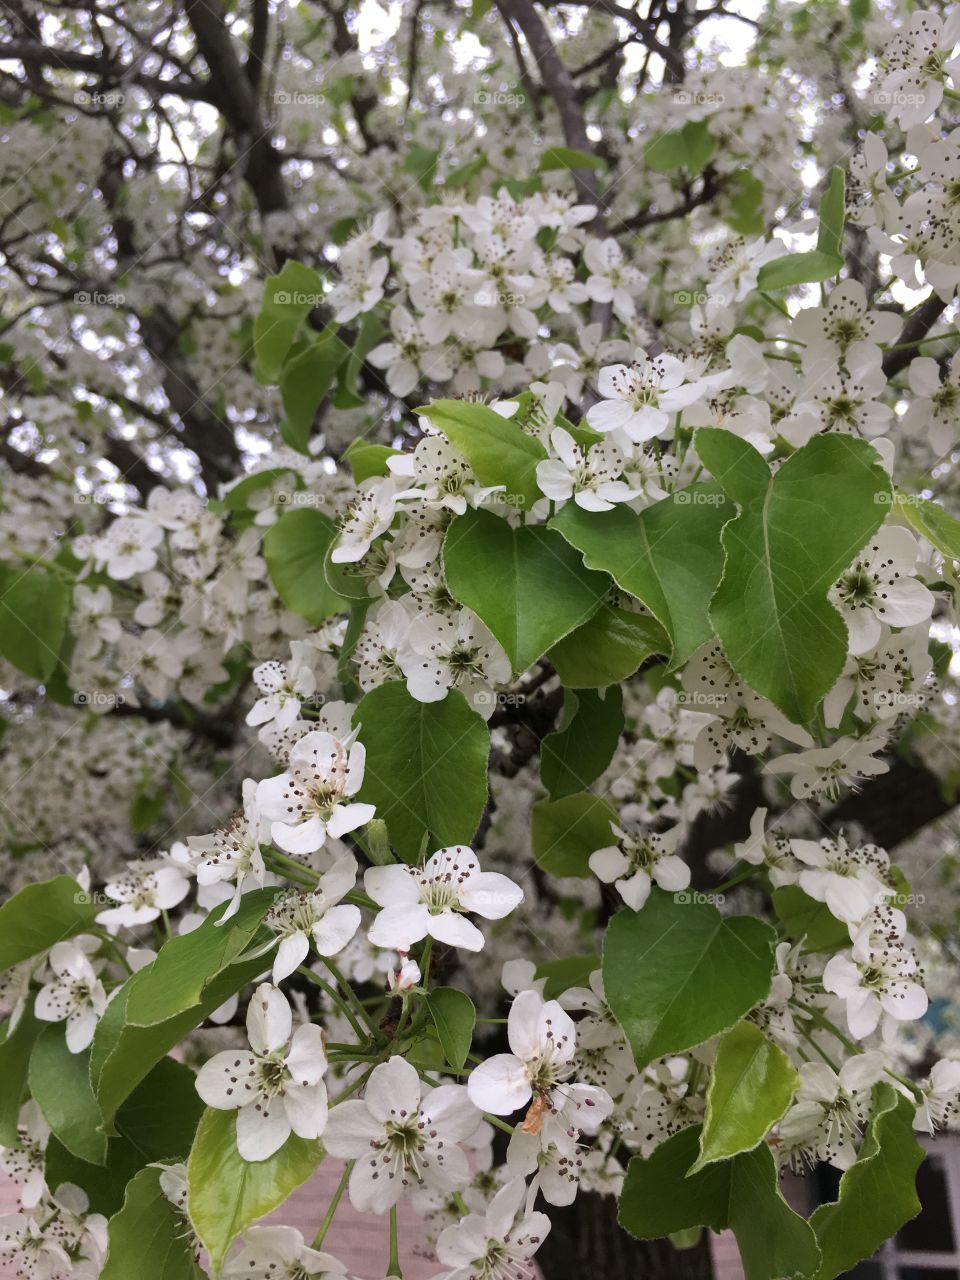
537, 1192, 714, 1280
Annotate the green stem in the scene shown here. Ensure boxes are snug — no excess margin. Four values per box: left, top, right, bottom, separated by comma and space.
263, 850, 317, 888
298, 967, 367, 1041
312, 1161, 352, 1249
320, 956, 382, 1037
387, 1204, 402, 1278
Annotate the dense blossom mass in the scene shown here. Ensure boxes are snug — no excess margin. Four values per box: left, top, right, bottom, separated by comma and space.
3, 1, 960, 1279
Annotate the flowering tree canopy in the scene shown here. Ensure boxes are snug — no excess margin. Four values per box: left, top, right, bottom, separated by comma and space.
3, 1, 960, 1278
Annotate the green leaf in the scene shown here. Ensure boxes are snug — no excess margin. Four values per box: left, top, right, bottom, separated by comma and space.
187, 1108, 323, 1275
279, 327, 346, 452
724, 171, 766, 237
644, 121, 715, 174
0, 564, 70, 680
102, 1166, 204, 1280
30, 1025, 107, 1163
619, 1125, 820, 1280
550, 487, 731, 670
404, 144, 439, 190
0, 874, 97, 973
548, 604, 668, 687
541, 688, 624, 800
772, 885, 849, 953
418, 398, 547, 509
46, 1057, 204, 1216
540, 145, 607, 173
426, 988, 476, 1070
817, 167, 846, 259
535, 954, 599, 999
334, 310, 385, 409
603, 889, 776, 1069
811, 1086, 923, 1279
91, 950, 270, 1131
353, 683, 490, 861
532, 792, 617, 878
696, 429, 889, 722
255, 261, 324, 383
343, 439, 402, 484
692, 1021, 798, 1172
264, 508, 349, 625
445, 154, 487, 188
443, 508, 608, 676
124, 890, 277, 1027
756, 249, 843, 291
894, 491, 960, 561
0, 1012, 42, 1144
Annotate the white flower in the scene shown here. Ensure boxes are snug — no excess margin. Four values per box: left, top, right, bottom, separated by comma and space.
322, 1055, 478, 1213
330, 479, 399, 565
34, 939, 107, 1052
89, 515, 163, 580
778, 1054, 886, 1171
830, 527, 934, 656
589, 822, 688, 911
263, 853, 362, 982
586, 353, 709, 442
95, 856, 191, 930
189, 779, 271, 921
789, 834, 891, 923
388, 955, 421, 992
766, 732, 890, 800
390, 437, 502, 514
915, 1059, 960, 1133
328, 255, 388, 322
535, 427, 635, 512
246, 652, 317, 732
196, 984, 328, 1161
367, 304, 452, 397
823, 908, 927, 1038
880, 8, 960, 128
0, 1211, 71, 1280
257, 730, 375, 856
398, 608, 511, 716
0, 1102, 49, 1209
903, 356, 960, 454
733, 808, 800, 887
222, 1225, 348, 1279
432, 1175, 551, 1280
365, 845, 523, 952
583, 238, 644, 321
468, 989, 577, 1119
792, 279, 901, 367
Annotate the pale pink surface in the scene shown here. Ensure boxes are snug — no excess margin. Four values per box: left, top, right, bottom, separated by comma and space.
0, 1165, 742, 1278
